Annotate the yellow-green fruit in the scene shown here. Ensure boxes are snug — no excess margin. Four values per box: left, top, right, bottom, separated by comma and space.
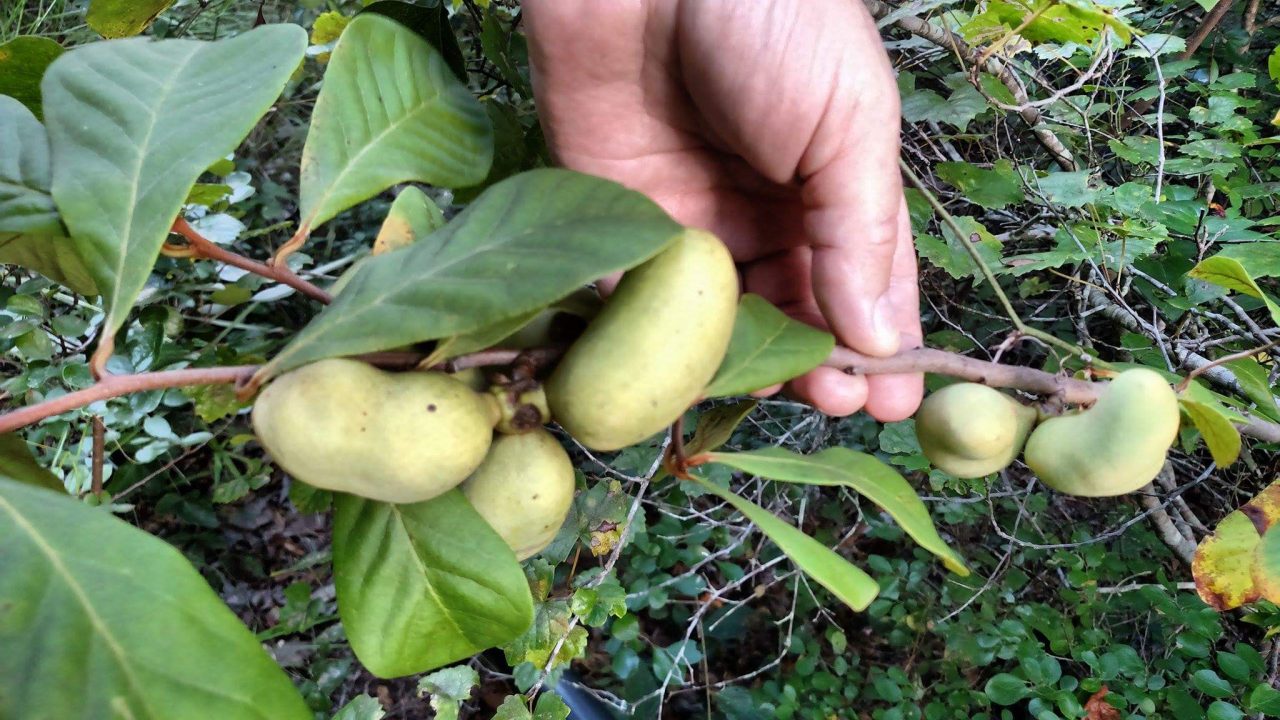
252, 359, 499, 504
916, 383, 1037, 478
462, 429, 576, 560
546, 229, 738, 451
1024, 368, 1179, 497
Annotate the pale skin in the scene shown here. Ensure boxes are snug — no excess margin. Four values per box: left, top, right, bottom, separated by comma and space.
524, 0, 923, 421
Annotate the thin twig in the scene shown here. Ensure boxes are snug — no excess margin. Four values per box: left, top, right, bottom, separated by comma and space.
1177, 340, 1279, 393
170, 217, 333, 304
90, 415, 104, 497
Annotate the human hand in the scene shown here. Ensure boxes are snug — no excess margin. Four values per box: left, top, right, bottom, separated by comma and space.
523, 0, 922, 420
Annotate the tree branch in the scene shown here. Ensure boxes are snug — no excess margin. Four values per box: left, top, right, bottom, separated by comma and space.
169, 217, 333, 304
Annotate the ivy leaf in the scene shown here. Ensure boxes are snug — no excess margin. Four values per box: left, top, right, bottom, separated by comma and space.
917, 216, 1002, 281
299, 13, 490, 233
935, 160, 1025, 210
707, 446, 968, 575
0, 97, 97, 295
418, 666, 479, 720
332, 695, 386, 720
0, 36, 63, 119
43, 24, 307, 343
260, 169, 681, 380
705, 294, 835, 398
0, 477, 312, 719
332, 490, 534, 678
493, 693, 571, 720
1179, 397, 1243, 467
687, 473, 880, 612
1188, 256, 1280, 327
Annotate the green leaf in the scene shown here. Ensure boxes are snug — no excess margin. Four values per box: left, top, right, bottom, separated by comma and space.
686, 400, 758, 457
1223, 357, 1279, 418
0, 97, 97, 295
917, 216, 1003, 281
687, 473, 879, 611
984, 673, 1030, 705
0, 477, 311, 719
372, 186, 446, 255
1247, 685, 1280, 715
935, 160, 1025, 210
424, 309, 541, 365
299, 13, 491, 232
0, 434, 62, 492
1253, 523, 1280, 606
1192, 669, 1234, 698
43, 24, 307, 340
1194, 482, 1280, 611
1180, 398, 1243, 467
86, 0, 176, 37
705, 294, 835, 398
1188, 256, 1280, 327
707, 446, 968, 575
418, 665, 479, 720
332, 695, 386, 720
0, 36, 63, 119
261, 169, 680, 378
493, 693, 572, 720
332, 490, 534, 678
361, 0, 467, 82
1269, 46, 1280, 91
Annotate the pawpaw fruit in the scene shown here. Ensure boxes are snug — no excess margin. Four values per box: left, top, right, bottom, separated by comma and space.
1024, 368, 1179, 497
462, 429, 576, 560
916, 383, 1037, 478
252, 359, 499, 504
546, 228, 738, 451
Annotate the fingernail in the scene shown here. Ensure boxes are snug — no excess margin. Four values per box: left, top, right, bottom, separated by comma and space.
872, 295, 901, 354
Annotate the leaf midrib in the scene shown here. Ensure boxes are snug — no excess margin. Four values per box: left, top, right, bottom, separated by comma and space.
0, 494, 158, 719
388, 504, 473, 645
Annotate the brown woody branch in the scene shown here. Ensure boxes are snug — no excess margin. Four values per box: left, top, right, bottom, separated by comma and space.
6, 344, 1280, 444
169, 217, 333, 304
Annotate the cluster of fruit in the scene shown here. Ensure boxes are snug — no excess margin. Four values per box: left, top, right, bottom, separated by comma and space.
916, 368, 1181, 496
250, 229, 738, 559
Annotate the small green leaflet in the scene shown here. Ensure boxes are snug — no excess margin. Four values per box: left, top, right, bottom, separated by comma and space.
417, 665, 479, 720
1188, 255, 1280, 327
705, 294, 835, 398
1179, 398, 1243, 467
687, 400, 759, 456
259, 169, 681, 380
708, 446, 968, 575
688, 473, 880, 611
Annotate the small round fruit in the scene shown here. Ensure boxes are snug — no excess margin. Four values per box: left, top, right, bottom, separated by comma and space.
546, 228, 738, 451
916, 383, 1037, 478
1024, 368, 1179, 497
252, 359, 498, 504
462, 429, 576, 560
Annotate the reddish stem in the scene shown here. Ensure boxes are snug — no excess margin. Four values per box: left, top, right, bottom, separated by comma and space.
170, 217, 332, 304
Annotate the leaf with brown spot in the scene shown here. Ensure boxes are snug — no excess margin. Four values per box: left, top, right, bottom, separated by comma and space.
1194, 480, 1280, 611
1084, 686, 1120, 720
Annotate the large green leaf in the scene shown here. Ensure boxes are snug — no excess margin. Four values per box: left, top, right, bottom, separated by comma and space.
0, 435, 62, 492
86, 0, 176, 37
299, 13, 491, 233
43, 24, 307, 341
0, 477, 311, 719
361, 0, 467, 82
0, 96, 96, 294
261, 169, 680, 379
332, 490, 534, 678
705, 294, 835, 398
687, 474, 879, 611
0, 36, 63, 119
708, 446, 968, 575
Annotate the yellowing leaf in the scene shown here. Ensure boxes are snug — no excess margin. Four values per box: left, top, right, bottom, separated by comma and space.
1179, 398, 1242, 466
1195, 481, 1280, 610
